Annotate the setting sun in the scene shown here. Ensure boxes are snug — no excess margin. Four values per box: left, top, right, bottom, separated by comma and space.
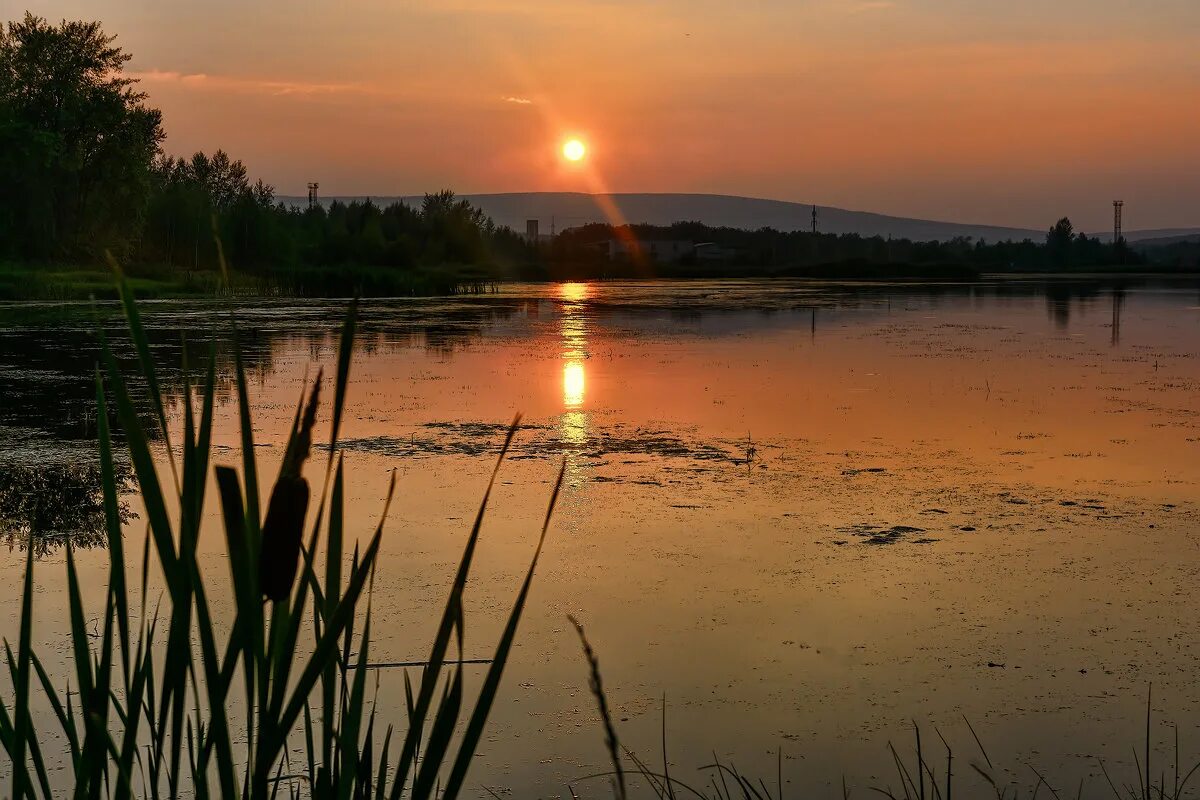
561, 138, 586, 162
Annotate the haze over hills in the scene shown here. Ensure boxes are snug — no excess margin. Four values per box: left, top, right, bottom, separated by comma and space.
1123, 231, 1200, 248
279, 192, 1198, 244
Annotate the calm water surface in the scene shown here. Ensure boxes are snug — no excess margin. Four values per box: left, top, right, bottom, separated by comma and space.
1, 278, 1199, 796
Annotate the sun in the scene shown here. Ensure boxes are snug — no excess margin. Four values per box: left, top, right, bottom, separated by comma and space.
562, 138, 586, 162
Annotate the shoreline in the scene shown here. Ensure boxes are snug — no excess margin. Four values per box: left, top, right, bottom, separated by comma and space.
3, 262, 1198, 302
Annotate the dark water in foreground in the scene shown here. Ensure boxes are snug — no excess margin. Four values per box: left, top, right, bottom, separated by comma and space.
1, 278, 1199, 797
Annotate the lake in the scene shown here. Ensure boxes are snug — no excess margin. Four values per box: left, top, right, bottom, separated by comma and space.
2, 278, 1199, 797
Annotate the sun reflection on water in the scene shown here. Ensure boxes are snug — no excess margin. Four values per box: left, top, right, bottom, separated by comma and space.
560, 410, 588, 446
558, 283, 591, 469
560, 281, 589, 304
563, 360, 585, 408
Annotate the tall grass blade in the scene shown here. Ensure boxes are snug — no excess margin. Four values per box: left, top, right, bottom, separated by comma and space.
95, 368, 132, 684
328, 299, 357, 468
442, 460, 565, 799
391, 416, 522, 798
566, 611, 626, 800
109, 263, 180, 490
231, 325, 262, 535
7, 546, 36, 800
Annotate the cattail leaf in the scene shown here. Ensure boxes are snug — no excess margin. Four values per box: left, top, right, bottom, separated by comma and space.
10, 545, 36, 799
392, 416, 521, 798
94, 368, 131, 684
111, 262, 179, 492
442, 461, 565, 800
328, 298, 357, 468
412, 666, 464, 800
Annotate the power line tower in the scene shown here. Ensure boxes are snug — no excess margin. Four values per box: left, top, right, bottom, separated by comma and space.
307, 182, 320, 209
811, 205, 818, 235
1113, 200, 1124, 244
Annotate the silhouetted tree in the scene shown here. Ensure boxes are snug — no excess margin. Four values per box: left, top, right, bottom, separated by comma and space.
0, 13, 163, 258
1046, 217, 1075, 266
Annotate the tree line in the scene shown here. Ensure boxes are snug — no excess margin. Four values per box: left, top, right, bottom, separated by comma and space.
0, 13, 532, 290
549, 216, 1141, 277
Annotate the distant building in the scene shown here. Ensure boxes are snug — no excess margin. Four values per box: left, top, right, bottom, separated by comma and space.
693, 242, 739, 262
525, 219, 539, 243
604, 238, 695, 263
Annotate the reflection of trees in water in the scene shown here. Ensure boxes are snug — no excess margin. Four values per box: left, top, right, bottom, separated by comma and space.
0, 317, 284, 442
0, 282, 1184, 449
0, 299, 528, 443
1033, 281, 1135, 332
0, 459, 136, 556
1041, 282, 1105, 329
814, 279, 1143, 331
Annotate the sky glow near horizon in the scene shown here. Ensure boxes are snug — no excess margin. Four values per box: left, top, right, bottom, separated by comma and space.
12, 0, 1200, 229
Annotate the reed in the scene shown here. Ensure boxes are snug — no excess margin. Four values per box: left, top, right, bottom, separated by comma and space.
0, 273, 562, 799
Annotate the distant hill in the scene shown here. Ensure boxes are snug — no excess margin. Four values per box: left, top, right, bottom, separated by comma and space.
279, 192, 1194, 244
1126, 231, 1200, 249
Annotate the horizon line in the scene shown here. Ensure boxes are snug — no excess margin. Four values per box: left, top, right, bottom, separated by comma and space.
273, 190, 1197, 235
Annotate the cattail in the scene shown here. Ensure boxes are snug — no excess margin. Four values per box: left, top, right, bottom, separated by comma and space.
259, 371, 321, 602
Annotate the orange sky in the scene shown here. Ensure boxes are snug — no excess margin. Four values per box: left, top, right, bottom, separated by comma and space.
19, 0, 1200, 229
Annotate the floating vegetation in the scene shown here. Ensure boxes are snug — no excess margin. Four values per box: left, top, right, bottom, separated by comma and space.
837, 522, 932, 546
333, 420, 744, 465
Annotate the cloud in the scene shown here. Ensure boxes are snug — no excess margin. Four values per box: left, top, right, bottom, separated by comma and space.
502, 95, 533, 105
129, 70, 367, 97
849, 1, 896, 11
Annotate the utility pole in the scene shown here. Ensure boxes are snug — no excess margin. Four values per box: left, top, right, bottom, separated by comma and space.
811, 205, 818, 235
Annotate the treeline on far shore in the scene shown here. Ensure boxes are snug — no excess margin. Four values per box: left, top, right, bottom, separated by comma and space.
2, 12, 1195, 300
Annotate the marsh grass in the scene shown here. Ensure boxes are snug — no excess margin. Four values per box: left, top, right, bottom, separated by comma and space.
0, 259, 497, 300
564, 626, 1200, 800
0, 272, 564, 799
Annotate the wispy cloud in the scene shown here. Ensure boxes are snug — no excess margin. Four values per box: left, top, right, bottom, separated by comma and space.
130, 69, 368, 97
849, 1, 896, 12
502, 95, 533, 105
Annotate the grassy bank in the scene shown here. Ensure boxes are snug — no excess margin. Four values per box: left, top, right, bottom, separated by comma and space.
0, 261, 221, 300
0, 261, 503, 300
0, 259, 985, 301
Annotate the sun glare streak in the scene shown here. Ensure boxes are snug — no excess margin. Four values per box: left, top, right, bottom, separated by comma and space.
558, 281, 591, 468
483, 43, 641, 262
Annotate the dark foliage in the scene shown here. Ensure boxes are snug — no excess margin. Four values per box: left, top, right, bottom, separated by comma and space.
545, 218, 1145, 280
0, 13, 163, 259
